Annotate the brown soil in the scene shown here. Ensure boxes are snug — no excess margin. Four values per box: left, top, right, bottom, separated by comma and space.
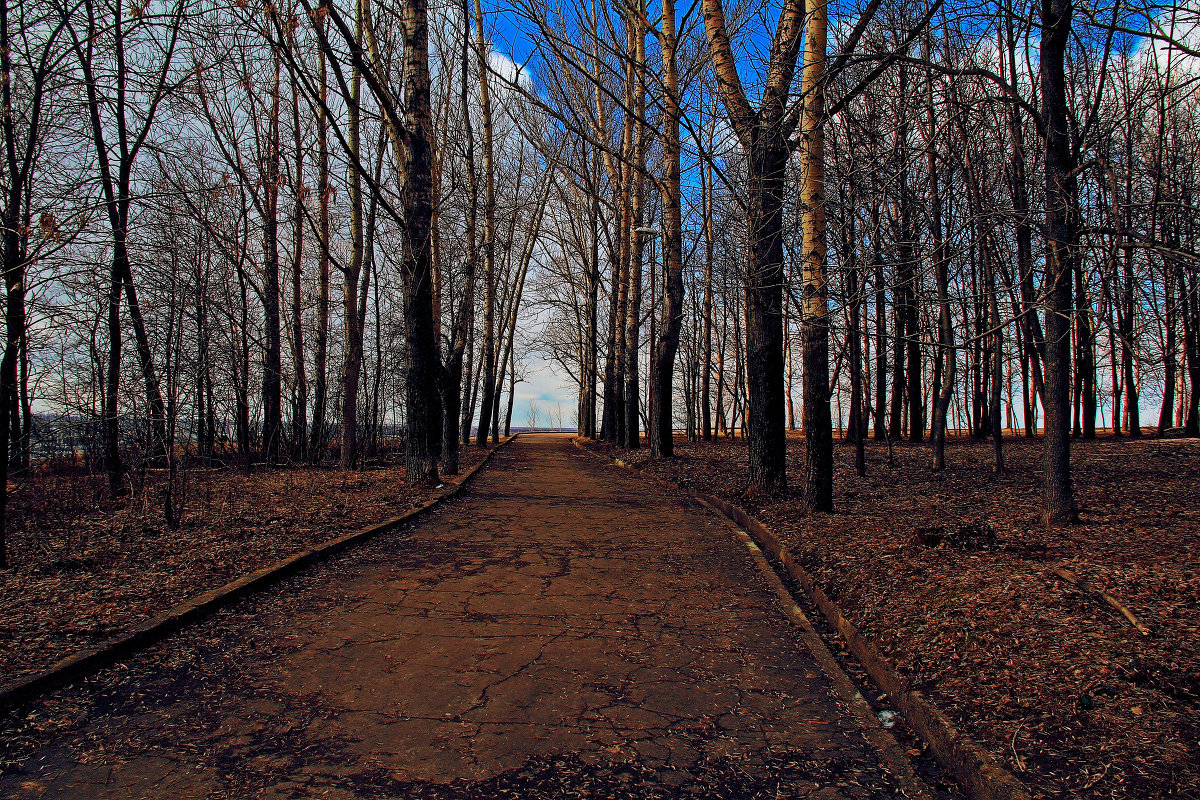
1, 448, 487, 681
1, 435, 921, 799
582, 433, 1200, 800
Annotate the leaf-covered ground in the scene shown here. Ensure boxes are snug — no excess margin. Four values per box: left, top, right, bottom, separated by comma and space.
1, 448, 488, 681
584, 433, 1200, 800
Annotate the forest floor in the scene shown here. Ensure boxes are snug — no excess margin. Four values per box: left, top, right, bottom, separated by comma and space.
1, 446, 488, 682
583, 432, 1200, 800
1, 435, 924, 799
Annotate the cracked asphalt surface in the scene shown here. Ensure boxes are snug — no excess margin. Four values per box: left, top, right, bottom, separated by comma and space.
0, 434, 917, 798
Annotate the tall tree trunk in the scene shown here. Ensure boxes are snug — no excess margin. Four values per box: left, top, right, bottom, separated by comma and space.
1040, 0, 1078, 525
1120, 246, 1139, 437
441, 0, 480, 474
1159, 265, 1176, 434
927, 54, 953, 471
262, 52, 283, 465
624, 11, 647, 451
310, 26, 330, 459
105, 233, 123, 492
896, 62, 922, 443
290, 71, 307, 460
341, 43, 364, 469
611, 146, 631, 446
1075, 257, 1095, 438
1107, 279, 1121, 435
650, 0, 683, 458
460, 316, 476, 444
845, 209, 865, 476
584, 152, 600, 438
799, 0, 831, 509
474, 0, 498, 449
873, 217, 887, 439
988, 250, 1005, 472
400, 0, 440, 484
701, 150, 715, 441
0, 0, 25, 564
234, 247, 252, 469
741, 131, 790, 493
195, 254, 211, 458
601, 228, 622, 442
889, 250, 905, 440
1182, 271, 1199, 436
1004, 8, 1045, 422
701, 0, 803, 494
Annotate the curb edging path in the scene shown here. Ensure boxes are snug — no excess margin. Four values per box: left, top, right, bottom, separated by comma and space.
573, 437, 1030, 800
0, 436, 517, 713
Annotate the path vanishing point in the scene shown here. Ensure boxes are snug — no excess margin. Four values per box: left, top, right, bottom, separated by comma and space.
0, 434, 934, 799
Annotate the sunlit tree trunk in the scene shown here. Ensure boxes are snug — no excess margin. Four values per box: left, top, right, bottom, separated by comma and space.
799, 0, 831, 510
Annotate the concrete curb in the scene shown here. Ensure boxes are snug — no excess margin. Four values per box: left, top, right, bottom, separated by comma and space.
0, 435, 518, 713
721, 509, 934, 800
573, 437, 1030, 800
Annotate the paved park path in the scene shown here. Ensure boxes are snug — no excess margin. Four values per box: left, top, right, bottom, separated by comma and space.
1, 435, 922, 799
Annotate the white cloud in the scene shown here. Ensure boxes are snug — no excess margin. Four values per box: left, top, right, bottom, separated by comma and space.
513, 350, 577, 430
1133, 10, 1200, 78
488, 50, 535, 92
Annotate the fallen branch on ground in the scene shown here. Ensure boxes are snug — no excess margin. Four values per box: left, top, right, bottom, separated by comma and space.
1051, 565, 1151, 636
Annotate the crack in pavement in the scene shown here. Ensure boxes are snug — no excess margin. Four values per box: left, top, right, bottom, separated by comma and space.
0, 434, 924, 799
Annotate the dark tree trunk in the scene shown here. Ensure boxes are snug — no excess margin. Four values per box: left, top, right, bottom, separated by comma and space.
650, 0, 682, 458
927, 58, 953, 470
1040, 0, 1078, 525
701, 0, 803, 493
1005, 10, 1045, 427
261, 55, 283, 466
1181, 265, 1199, 436
873, 237, 887, 439
341, 56, 364, 470
1121, 246, 1140, 437
896, 63, 922, 443
845, 221, 865, 477
309, 24, 330, 459
1075, 257, 1096, 438
1159, 264, 1177, 434
400, 0, 440, 484
701, 157, 715, 441
743, 129, 789, 494
290, 72, 307, 460
441, 0, 480, 474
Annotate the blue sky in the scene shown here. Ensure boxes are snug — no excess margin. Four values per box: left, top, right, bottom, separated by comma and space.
475, 0, 1191, 429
